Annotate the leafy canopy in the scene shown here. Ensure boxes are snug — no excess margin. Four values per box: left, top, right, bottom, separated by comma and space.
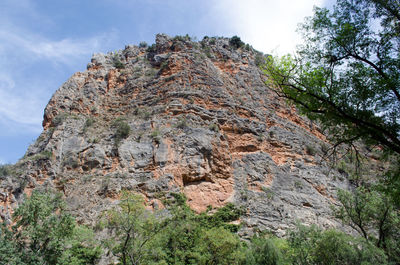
262, 1, 400, 262
263, 0, 400, 154
0, 190, 101, 265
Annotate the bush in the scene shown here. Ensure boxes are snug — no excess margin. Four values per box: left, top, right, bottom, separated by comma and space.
209, 123, 219, 132
112, 118, 130, 145
195, 227, 245, 264
243, 237, 283, 265
144, 194, 245, 264
150, 128, 161, 144
288, 224, 389, 265
82, 117, 95, 133
146, 44, 157, 53
306, 144, 316, 155
139, 41, 148, 48
314, 230, 388, 265
173, 34, 191, 42
0, 191, 101, 265
113, 57, 125, 69
229, 36, 245, 49
58, 226, 102, 264
175, 117, 188, 129
135, 107, 152, 120
53, 113, 69, 127
0, 164, 11, 177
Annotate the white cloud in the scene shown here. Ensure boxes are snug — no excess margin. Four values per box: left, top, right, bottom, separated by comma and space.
0, 73, 46, 132
0, 28, 117, 65
0, 25, 117, 131
209, 0, 323, 55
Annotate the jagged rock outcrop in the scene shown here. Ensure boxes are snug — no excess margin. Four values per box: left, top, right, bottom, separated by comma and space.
1, 34, 352, 236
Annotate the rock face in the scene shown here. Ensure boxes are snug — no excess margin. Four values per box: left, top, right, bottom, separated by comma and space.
0, 34, 351, 236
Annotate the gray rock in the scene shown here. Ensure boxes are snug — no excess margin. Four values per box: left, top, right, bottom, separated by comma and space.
2, 34, 362, 244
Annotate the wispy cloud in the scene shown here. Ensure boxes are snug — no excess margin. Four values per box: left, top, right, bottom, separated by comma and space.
0, 28, 116, 65
0, 24, 117, 132
0, 73, 46, 132
208, 0, 323, 55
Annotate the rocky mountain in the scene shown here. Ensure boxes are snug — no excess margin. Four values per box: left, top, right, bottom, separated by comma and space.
0, 34, 352, 237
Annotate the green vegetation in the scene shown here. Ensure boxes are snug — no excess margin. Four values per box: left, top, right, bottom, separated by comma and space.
83, 117, 95, 134
175, 116, 188, 129
102, 192, 160, 265
0, 190, 101, 264
334, 187, 400, 263
305, 144, 316, 156
208, 122, 219, 132
262, 0, 400, 263
27, 150, 53, 161
173, 34, 192, 42
112, 118, 131, 146
139, 41, 148, 48
254, 53, 264, 66
286, 224, 387, 265
134, 107, 152, 120
229, 36, 245, 49
53, 112, 69, 127
159, 60, 169, 72
3, 191, 394, 264
150, 128, 161, 144
113, 54, 125, 69
146, 44, 156, 53
263, 0, 400, 156
0, 164, 12, 177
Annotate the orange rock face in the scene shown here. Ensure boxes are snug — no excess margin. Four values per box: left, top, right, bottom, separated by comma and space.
1, 34, 357, 236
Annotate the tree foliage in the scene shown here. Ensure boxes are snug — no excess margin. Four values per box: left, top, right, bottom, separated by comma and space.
12, 190, 75, 264
143, 193, 245, 265
335, 186, 400, 263
1, 189, 397, 264
103, 191, 161, 265
287, 224, 388, 265
0, 190, 101, 265
263, 1, 400, 262
263, 0, 400, 155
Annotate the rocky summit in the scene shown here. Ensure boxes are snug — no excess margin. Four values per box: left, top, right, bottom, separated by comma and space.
1, 34, 352, 236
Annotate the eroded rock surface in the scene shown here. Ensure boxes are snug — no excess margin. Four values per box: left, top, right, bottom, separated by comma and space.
1, 34, 352, 237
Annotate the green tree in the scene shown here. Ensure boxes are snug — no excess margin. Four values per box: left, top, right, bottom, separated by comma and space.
263, 1, 400, 260
0, 223, 22, 265
104, 191, 161, 265
288, 224, 322, 265
144, 193, 244, 265
263, 0, 400, 155
58, 226, 102, 265
229, 36, 245, 49
12, 190, 75, 264
287, 224, 388, 265
313, 229, 388, 265
335, 187, 400, 263
243, 236, 285, 265
195, 227, 244, 265
0, 190, 101, 265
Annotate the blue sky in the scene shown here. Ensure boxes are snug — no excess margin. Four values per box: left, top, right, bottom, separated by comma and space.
0, 0, 330, 164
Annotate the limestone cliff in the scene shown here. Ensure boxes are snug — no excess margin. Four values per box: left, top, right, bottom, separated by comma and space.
0, 34, 352, 236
